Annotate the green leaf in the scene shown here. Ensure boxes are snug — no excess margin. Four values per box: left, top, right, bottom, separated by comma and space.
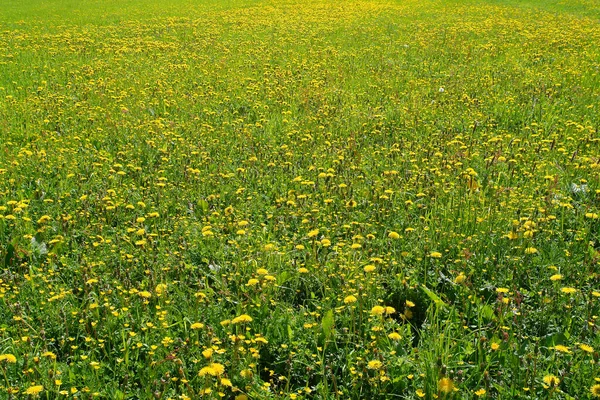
321, 309, 335, 340
543, 332, 567, 347
421, 285, 446, 307
480, 305, 495, 321
198, 199, 209, 213
277, 271, 289, 285
4, 243, 14, 268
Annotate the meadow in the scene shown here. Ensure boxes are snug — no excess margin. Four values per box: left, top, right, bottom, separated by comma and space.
0, 0, 599, 398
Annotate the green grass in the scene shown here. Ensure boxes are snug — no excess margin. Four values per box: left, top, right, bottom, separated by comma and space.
0, 0, 599, 398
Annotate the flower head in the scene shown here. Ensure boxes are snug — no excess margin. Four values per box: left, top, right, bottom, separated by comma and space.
542, 374, 560, 388
0, 354, 17, 363
370, 306, 385, 316
25, 385, 44, 395
438, 377, 454, 393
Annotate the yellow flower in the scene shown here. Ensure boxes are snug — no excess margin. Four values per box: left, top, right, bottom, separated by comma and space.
240, 369, 253, 378
307, 229, 320, 238
139, 291, 152, 299
42, 351, 56, 359
246, 278, 259, 286
0, 354, 17, 363
524, 247, 538, 254
388, 231, 400, 239
578, 343, 594, 353
191, 322, 204, 329
552, 345, 570, 354
416, 389, 426, 398
430, 251, 442, 258
561, 287, 577, 294
155, 283, 167, 295
25, 385, 44, 395
199, 363, 225, 377
388, 332, 402, 340
220, 378, 232, 387
370, 306, 385, 316
591, 384, 600, 398
231, 314, 253, 324
542, 374, 560, 388
256, 268, 268, 275
202, 349, 213, 359
363, 264, 376, 273
298, 267, 309, 273
367, 360, 382, 370
490, 342, 500, 351
550, 274, 563, 281
475, 388, 486, 396
454, 273, 466, 284
438, 377, 454, 393
344, 295, 357, 304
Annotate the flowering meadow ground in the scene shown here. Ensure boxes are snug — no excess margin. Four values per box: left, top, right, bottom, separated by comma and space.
0, 0, 599, 398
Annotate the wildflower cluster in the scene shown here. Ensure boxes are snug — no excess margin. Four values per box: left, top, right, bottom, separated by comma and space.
0, 0, 599, 398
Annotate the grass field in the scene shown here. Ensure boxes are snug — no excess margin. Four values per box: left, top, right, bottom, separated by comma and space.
1, 0, 599, 398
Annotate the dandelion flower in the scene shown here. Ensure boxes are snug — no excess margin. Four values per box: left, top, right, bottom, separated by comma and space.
363, 264, 376, 273
454, 273, 466, 284
388, 231, 400, 239
591, 384, 600, 398
199, 363, 225, 377
344, 295, 357, 304
367, 360, 382, 370
25, 385, 44, 395
231, 314, 253, 324
553, 345, 570, 354
542, 374, 560, 387
0, 354, 17, 363
438, 377, 454, 393
561, 287, 577, 294
579, 344, 594, 353
371, 306, 385, 316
